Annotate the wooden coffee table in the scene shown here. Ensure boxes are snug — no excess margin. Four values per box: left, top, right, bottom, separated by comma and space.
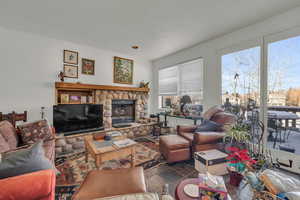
84, 135, 136, 169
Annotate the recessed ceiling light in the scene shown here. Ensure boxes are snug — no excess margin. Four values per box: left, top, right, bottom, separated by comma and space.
131, 45, 139, 50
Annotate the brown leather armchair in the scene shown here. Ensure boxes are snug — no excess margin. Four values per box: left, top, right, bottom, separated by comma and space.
177, 111, 236, 153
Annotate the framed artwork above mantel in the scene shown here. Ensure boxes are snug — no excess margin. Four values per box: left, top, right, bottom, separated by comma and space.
113, 56, 133, 84
82, 58, 95, 75
64, 50, 78, 65
64, 64, 78, 78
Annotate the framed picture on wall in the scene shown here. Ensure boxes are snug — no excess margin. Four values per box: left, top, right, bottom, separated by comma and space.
113, 56, 133, 84
69, 95, 81, 104
64, 50, 78, 65
60, 94, 69, 104
82, 58, 95, 75
64, 64, 78, 78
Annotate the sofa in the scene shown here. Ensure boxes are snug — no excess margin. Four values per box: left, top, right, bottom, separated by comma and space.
72, 167, 173, 200
0, 119, 56, 200
0, 120, 55, 162
0, 169, 56, 200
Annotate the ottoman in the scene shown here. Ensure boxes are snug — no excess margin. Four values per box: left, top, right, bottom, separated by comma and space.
72, 167, 147, 200
159, 135, 191, 163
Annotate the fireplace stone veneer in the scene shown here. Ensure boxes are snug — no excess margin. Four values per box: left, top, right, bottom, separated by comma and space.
95, 90, 149, 128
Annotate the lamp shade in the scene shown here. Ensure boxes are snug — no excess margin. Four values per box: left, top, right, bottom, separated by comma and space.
180, 95, 192, 104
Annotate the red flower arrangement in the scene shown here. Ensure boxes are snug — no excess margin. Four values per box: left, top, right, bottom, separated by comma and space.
226, 147, 256, 172
226, 147, 257, 186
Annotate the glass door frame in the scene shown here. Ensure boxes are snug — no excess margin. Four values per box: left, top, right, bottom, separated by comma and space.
218, 37, 265, 130
219, 26, 300, 173
263, 26, 300, 173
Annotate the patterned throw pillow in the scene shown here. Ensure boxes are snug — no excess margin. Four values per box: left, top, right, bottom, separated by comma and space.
0, 121, 18, 149
18, 120, 54, 144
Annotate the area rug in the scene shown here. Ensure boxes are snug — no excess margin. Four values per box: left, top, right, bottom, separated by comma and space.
55, 138, 161, 200
56, 142, 160, 185
55, 185, 79, 200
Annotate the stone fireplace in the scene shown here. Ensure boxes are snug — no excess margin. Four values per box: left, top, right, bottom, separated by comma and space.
112, 99, 135, 125
54, 82, 152, 158
95, 90, 149, 129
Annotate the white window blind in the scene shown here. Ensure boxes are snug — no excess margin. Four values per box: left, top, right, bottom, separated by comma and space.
179, 59, 203, 96
158, 66, 178, 96
158, 58, 203, 96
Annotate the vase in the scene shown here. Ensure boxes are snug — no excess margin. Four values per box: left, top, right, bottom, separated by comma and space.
229, 170, 244, 187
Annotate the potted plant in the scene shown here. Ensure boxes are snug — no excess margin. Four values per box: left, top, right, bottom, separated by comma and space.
223, 123, 251, 152
226, 146, 256, 186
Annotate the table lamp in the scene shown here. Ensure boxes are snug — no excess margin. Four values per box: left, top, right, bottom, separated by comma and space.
180, 95, 192, 113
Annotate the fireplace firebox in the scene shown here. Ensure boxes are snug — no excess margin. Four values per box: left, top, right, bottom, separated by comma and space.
112, 99, 135, 126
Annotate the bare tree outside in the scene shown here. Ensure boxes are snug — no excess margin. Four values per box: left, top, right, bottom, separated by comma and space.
222, 47, 260, 107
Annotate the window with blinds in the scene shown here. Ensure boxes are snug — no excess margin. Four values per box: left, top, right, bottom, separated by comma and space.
178, 59, 203, 96
158, 58, 203, 108
158, 66, 178, 96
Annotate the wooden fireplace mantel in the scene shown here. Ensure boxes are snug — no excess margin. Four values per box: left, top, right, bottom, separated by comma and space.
55, 82, 150, 93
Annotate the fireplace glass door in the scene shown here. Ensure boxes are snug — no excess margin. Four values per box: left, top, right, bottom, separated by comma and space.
112, 100, 135, 124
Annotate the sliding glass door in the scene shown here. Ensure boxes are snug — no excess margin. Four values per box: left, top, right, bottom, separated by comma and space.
220, 30, 300, 173
221, 45, 262, 147
265, 30, 300, 173
222, 47, 260, 108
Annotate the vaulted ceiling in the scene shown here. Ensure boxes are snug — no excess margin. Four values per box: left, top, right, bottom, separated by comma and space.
0, 0, 299, 60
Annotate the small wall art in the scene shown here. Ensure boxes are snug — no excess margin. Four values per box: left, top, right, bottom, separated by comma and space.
64, 50, 78, 65
82, 58, 95, 75
64, 64, 78, 78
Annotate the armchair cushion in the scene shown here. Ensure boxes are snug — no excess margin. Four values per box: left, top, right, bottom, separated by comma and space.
160, 135, 190, 150
73, 167, 147, 200
177, 125, 197, 134
179, 132, 194, 144
193, 131, 225, 145
0, 121, 18, 150
18, 119, 54, 144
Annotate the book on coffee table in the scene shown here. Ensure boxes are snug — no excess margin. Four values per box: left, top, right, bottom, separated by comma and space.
93, 140, 113, 149
113, 139, 136, 148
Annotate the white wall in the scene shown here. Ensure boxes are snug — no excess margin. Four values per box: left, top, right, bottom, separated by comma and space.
0, 26, 152, 124
152, 6, 300, 112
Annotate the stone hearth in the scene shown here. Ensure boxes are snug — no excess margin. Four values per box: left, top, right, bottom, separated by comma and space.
55, 122, 156, 158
